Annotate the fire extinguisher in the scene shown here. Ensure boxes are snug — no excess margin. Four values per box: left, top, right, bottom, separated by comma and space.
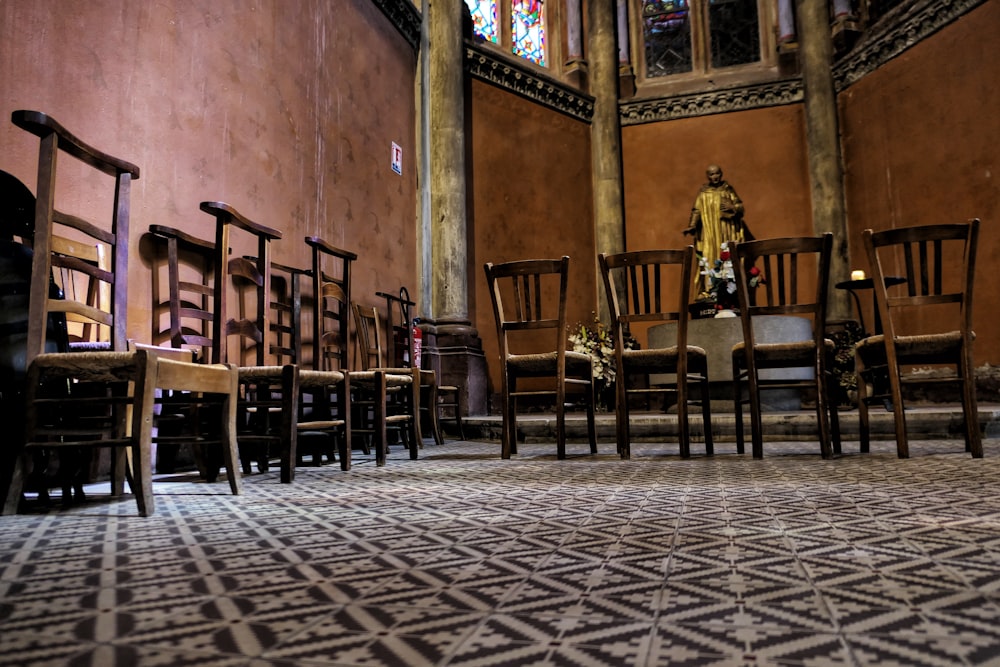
411, 317, 423, 368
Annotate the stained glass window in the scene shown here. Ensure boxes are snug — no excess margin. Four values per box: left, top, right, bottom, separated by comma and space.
642, 0, 693, 77
511, 0, 546, 66
465, 0, 498, 44
708, 0, 760, 68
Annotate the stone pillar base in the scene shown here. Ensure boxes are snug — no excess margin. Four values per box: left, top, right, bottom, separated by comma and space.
418, 320, 488, 417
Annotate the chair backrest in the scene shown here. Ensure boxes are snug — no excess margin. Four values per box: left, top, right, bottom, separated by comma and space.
599, 247, 696, 353
732, 233, 833, 350
53, 237, 109, 345
376, 287, 417, 368
148, 224, 217, 363
352, 303, 387, 371
483, 256, 571, 362
14, 110, 141, 366
862, 220, 978, 342
269, 260, 309, 366
307, 236, 357, 373
199, 201, 282, 366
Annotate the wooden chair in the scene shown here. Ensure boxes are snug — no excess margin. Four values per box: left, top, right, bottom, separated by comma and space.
855, 220, 982, 458
377, 287, 465, 443
3, 110, 241, 516
731, 233, 841, 459
152, 207, 352, 482
598, 247, 713, 459
352, 303, 421, 462
483, 256, 597, 460
297, 236, 357, 470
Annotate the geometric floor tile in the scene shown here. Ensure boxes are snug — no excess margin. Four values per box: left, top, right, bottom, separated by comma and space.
2, 436, 1000, 666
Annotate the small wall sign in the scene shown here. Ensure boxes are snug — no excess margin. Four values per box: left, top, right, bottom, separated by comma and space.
391, 142, 403, 175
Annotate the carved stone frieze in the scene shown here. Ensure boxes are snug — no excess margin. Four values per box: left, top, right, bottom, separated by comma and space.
833, 0, 987, 90
619, 79, 803, 126
371, 0, 421, 50
456, 0, 985, 125
465, 44, 595, 122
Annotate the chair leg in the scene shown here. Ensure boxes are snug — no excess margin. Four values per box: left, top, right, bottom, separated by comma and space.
130, 351, 159, 517
699, 374, 714, 456
677, 375, 690, 460
374, 373, 388, 466
887, 369, 909, 459
3, 450, 27, 515
825, 359, 842, 456
856, 359, 871, 454
962, 349, 984, 458
280, 364, 299, 484
220, 367, 243, 494
732, 360, 745, 456
814, 385, 832, 460
555, 387, 566, 461
747, 370, 764, 460
586, 382, 597, 455
409, 377, 421, 460
501, 381, 515, 459
616, 378, 630, 460
339, 376, 352, 471
423, 376, 444, 446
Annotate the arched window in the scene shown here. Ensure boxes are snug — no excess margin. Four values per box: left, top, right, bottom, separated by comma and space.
641, 0, 764, 79
465, 0, 548, 68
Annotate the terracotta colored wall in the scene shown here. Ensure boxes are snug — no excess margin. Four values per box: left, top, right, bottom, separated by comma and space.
470, 79, 594, 400
0, 0, 417, 356
839, 0, 1000, 366
623, 105, 814, 254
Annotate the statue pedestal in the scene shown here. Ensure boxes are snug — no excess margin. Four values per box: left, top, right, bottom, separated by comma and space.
648, 316, 813, 411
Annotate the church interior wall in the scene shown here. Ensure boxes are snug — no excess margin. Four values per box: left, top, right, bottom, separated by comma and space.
468, 78, 595, 399
0, 0, 418, 360
838, 0, 999, 368
621, 104, 814, 266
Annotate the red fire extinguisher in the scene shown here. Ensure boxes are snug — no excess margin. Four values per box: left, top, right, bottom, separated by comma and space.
411, 317, 422, 368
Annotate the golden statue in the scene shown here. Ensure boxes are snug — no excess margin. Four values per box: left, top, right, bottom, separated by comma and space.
684, 164, 753, 273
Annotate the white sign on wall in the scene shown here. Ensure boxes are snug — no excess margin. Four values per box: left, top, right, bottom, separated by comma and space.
391, 142, 403, 175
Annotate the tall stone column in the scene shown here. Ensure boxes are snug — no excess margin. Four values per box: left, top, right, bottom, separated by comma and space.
795, 0, 851, 321
588, 0, 626, 322
420, 1, 486, 416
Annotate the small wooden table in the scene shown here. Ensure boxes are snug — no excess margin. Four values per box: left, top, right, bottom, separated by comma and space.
834, 276, 906, 335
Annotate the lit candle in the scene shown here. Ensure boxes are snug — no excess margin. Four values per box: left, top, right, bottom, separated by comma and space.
851, 270, 866, 281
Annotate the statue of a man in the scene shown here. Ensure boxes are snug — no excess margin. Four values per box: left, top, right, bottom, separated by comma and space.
684, 164, 753, 271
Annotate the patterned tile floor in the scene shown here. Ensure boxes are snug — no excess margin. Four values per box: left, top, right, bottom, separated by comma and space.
2, 435, 1000, 666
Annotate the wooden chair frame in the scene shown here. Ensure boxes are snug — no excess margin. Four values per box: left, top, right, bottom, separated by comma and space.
483, 256, 597, 460
4, 110, 240, 516
731, 233, 841, 459
856, 220, 982, 458
599, 247, 713, 459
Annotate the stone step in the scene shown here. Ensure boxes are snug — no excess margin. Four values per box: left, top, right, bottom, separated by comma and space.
459, 404, 1000, 444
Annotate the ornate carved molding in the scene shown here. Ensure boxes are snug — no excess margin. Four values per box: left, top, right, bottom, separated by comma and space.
465, 44, 595, 123
620, 79, 803, 126
371, 0, 421, 51
833, 0, 987, 90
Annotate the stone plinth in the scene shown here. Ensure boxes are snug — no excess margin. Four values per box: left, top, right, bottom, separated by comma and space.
649, 315, 814, 410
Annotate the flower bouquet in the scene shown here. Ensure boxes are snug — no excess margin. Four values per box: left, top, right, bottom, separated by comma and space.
568, 315, 637, 410
697, 242, 764, 315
